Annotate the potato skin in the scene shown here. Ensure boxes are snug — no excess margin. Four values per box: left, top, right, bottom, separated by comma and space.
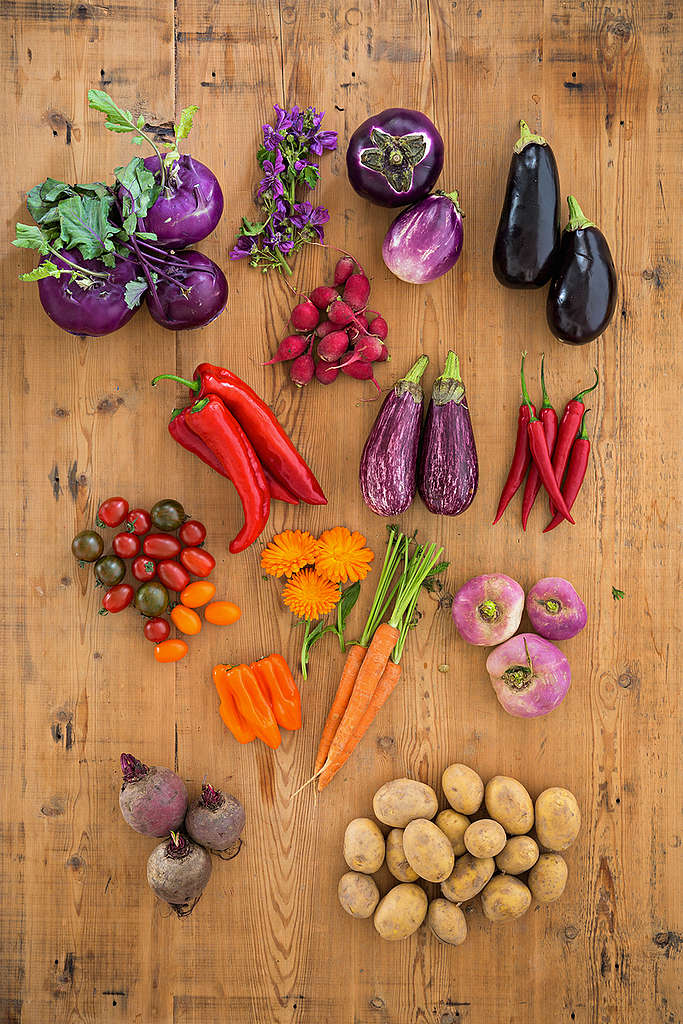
441, 853, 495, 902
403, 818, 455, 883
343, 818, 385, 874
373, 883, 428, 941
528, 853, 568, 903
464, 819, 507, 858
427, 898, 467, 946
435, 809, 470, 856
481, 875, 532, 922
485, 776, 534, 835
495, 836, 539, 875
442, 764, 484, 815
535, 788, 581, 851
386, 828, 419, 882
338, 871, 380, 919
372, 778, 438, 828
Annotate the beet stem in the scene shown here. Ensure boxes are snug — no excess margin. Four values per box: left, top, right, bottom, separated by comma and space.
120, 753, 149, 784
200, 782, 225, 810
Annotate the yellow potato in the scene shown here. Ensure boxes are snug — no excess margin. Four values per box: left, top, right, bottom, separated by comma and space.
528, 853, 568, 903
464, 819, 507, 858
535, 788, 581, 851
495, 836, 539, 875
485, 775, 534, 835
441, 763, 484, 815
373, 883, 428, 941
481, 875, 532, 922
337, 872, 380, 919
435, 809, 470, 857
403, 818, 455, 883
372, 778, 438, 828
427, 898, 468, 946
441, 853, 495, 903
343, 817, 385, 874
385, 829, 419, 882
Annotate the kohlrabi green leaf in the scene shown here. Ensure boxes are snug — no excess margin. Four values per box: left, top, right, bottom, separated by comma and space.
88, 89, 137, 134
115, 157, 160, 220
13, 223, 52, 253
19, 260, 63, 282
123, 278, 148, 309
175, 105, 198, 142
57, 194, 118, 260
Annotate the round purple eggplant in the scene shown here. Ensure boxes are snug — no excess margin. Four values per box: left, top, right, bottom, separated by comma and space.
492, 120, 561, 288
526, 577, 587, 641
359, 355, 429, 516
346, 109, 444, 208
546, 196, 617, 345
417, 352, 478, 515
382, 191, 463, 284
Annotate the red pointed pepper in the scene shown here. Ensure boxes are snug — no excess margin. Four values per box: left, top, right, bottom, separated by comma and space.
521, 355, 558, 530
520, 354, 575, 525
493, 352, 536, 525
549, 369, 599, 513
544, 409, 592, 532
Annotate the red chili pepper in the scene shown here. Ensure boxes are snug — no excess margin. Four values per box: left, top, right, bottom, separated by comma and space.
493, 353, 536, 525
520, 353, 575, 525
186, 395, 270, 553
152, 366, 326, 505
549, 369, 598, 513
544, 410, 591, 532
521, 356, 558, 530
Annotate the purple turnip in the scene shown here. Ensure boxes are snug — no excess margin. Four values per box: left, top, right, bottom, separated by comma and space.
486, 633, 571, 718
526, 577, 587, 641
184, 782, 245, 858
118, 753, 188, 837
451, 573, 524, 646
146, 831, 212, 916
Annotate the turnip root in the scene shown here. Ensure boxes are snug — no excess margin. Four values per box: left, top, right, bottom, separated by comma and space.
147, 831, 212, 916
526, 577, 587, 641
486, 633, 571, 718
119, 753, 188, 837
184, 782, 245, 858
451, 573, 524, 646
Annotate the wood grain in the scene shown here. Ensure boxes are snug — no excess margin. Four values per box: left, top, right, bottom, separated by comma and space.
0, 1, 680, 1022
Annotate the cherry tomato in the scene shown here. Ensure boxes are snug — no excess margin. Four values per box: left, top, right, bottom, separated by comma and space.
171, 605, 202, 635
96, 497, 129, 528
151, 499, 185, 533
100, 583, 135, 614
142, 533, 182, 559
204, 600, 242, 626
71, 530, 104, 562
135, 581, 169, 617
126, 508, 152, 536
154, 638, 188, 663
112, 532, 141, 559
144, 617, 171, 643
132, 556, 157, 582
180, 547, 216, 578
178, 520, 207, 547
180, 581, 216, 608
156, 560, 191, 592
95, 554, 126, 586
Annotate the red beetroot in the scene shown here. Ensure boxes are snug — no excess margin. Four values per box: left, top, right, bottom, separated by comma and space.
147, 831, 212, 917
343, 273, 371, 311
327, 299, 356, 327
290, 353, 315, 387
290, 300, 319, 331
315, 361, 340, 385
263, 334, 309, 365
334, 255, 357, 285
316, 319, 338, 339
309, 285, 338, 309
119, 753, 188, 837
318, 329, 351, 362
368, 315, 388, 340
184, 782, 245, 857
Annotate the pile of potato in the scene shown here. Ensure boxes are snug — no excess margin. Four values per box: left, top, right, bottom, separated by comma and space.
337, 765, 581, 944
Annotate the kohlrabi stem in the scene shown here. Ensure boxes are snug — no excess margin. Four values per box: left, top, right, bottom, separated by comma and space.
514, 119, 547, 153
403, 355, 429, 385
151, 373, 200, 393
49, 246, 110, 280
478, 600, 499, 623
113, 191, 165, 314
565, 195, 596, 231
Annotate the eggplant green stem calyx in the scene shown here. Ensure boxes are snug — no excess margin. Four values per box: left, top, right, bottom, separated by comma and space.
514, 120, 547, 153
565, 195, 596, 231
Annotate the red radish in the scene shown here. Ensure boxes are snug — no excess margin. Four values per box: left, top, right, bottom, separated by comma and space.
327, 299, 357, 327
315, 360, 340, 385
342, 360, 381, 392
309, 285, 338, 309
341, 334, 385, 366
343, 273, 371, 311
263, 334, 309, 365
290, 353, 315, 386
356, 313, 369, 331
376, 343, 389, 362
290, 300, 319, 331
368, 315, 388, 340
334, 255, 356, 285
147, 831, 212, 917
316, 319, 337, 339
184, 782, 245, 857
318, 329, 351, 362
119, 753, 188, 837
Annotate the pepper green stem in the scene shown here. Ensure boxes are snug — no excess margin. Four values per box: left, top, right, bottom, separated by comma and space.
577, 408, 591, 440
572, 369, 599, 403
540, 354, 553, 410
403, 355, 429, 385
514, 119, 547, 153
151, 373, 200, 393
565, 195, 596, 231
170, 407, 185, 421
519, 350, 537, 420
189, 397, 210, 413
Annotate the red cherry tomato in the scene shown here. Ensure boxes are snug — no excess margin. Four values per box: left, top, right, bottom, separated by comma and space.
143, 617, 171, 643
178, 520, 207, 547
132, 556, 157, 581
100, 583, 134, 614
97, 497, 129, 528
179, 546, 216, 578
112, 532, 141, 559
156, 560, 191, 592
126, 508, 152, 536
142, 533, 182, 559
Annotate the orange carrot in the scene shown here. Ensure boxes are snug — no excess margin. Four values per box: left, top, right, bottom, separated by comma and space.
314, 644, 366, 773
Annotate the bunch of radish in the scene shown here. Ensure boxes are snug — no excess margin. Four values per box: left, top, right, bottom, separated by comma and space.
266, 256, 389, 393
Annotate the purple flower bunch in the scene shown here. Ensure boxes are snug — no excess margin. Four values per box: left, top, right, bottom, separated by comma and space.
231, 104, 337, 274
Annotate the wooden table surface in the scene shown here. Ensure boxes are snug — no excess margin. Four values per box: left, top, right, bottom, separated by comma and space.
1, 1, 680, 1022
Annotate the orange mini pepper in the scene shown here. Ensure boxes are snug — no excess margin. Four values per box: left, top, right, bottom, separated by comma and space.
251, 654, 302, 731
213, 665, 256, 744
221, 664, 281, 749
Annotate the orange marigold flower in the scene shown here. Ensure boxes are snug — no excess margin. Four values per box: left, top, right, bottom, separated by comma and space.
261, 530, 319, 578
282, 569, 341, 621
315, 527, 375, 583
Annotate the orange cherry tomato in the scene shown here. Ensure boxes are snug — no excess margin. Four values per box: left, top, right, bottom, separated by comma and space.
171, 605, 202, 635
180, 581, 216, 608
204, 600, 242, 626
154, 638, 188, 663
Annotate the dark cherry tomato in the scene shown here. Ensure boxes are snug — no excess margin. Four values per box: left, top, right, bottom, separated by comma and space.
179, 546, 216, 578
125, 508, 152, 536
151, 499, 185, 533
95, 554, 126, 586
96, 497, 129, 528
132, 556, 157, 581
71, 530, 104, 562
134, 581, 169, 617
178, 519, 207, 547
100, 583, 135, 614
112, 532, 141, 559
156, 560, 191, 592
143, 617, 171, 643
142, 533, 182, 559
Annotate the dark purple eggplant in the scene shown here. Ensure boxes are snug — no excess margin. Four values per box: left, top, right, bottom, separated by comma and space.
547, 196, 617, 345
492, 120, 560, 289
359, 355, 429, 516
417, 352, 478, 515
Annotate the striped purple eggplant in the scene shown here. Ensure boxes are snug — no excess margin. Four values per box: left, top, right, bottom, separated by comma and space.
417, 352, 478, 515
359, 355, 429, 516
